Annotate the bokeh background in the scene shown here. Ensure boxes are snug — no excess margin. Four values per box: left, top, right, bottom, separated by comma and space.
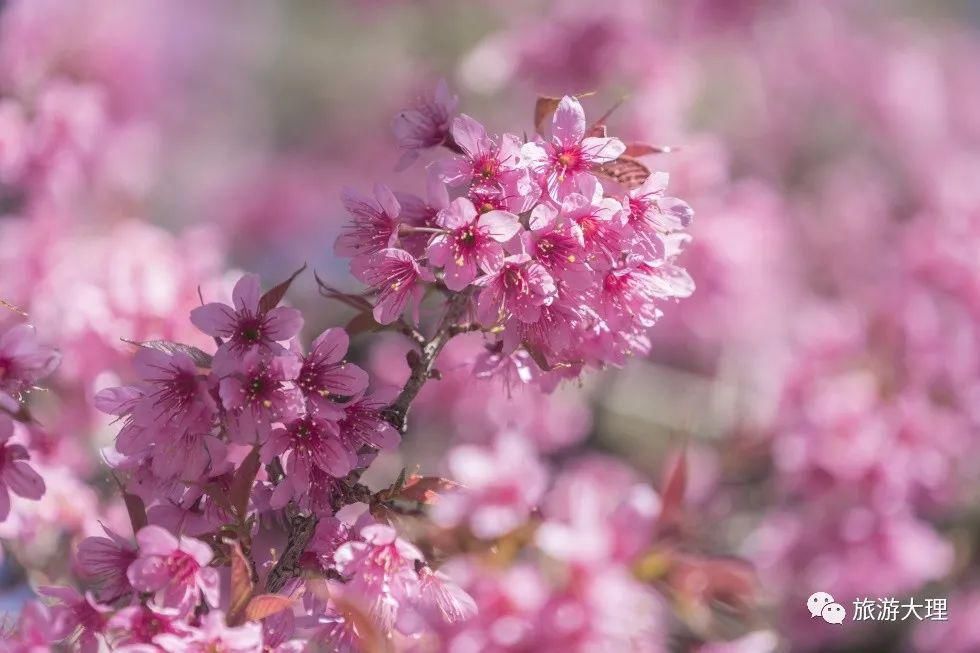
2, 1, 980, 651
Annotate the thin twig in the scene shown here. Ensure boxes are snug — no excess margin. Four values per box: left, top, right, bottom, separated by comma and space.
381, 291, 471, 433
0, 299, 26, 316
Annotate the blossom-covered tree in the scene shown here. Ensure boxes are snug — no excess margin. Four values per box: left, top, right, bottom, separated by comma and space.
0, 80, 695, 650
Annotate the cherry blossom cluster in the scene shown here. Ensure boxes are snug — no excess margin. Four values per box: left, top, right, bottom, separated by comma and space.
0, 0, 232, 565
2, 272, 476, 650
429, 456, 672, 651
349, 90, 694, 387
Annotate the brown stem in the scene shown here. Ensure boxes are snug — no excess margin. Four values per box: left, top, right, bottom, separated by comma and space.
382, 291, 471, 434
265, 509, 319, 593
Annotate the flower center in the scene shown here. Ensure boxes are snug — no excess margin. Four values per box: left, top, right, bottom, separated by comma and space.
133, 609, 169, 641
503, 266, 527, 295
477, 157, 498, 180
603, 271, 627, 292
237, 317, 264, 344
557, 150, 579, 169
457, 226, 477, 246
167, 551, 200, 585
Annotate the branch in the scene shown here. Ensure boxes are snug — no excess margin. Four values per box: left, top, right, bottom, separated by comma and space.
265, 509, 319, 593
382, 291, 471, 434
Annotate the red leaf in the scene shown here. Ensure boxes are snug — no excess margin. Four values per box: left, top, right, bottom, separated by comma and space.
315, 270, 374, 312
122, 339, 213, 368
596, 155, 651, 189
623, 143, 677, 157
229, 447, 261, 520
203, 481, 234, 516
226, 541, 255, 626
123, 492, 147, 533
659, 448, 687, 528
534, 96, 562, 134
522, 340, 555, 372
535, 92, 596, 134
346, 311, 381, 336
259, 264, 307, 313
398, 475, 461, 504
245, 593, 293, 621
669, 553, 757, 609
585, 97, 625, 138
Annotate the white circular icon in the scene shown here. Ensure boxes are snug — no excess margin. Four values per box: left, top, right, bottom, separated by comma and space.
807, 591, 835, 618
821, 602, 846, 624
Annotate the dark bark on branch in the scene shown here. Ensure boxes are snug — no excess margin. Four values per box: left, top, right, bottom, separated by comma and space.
381, 291, 470, 434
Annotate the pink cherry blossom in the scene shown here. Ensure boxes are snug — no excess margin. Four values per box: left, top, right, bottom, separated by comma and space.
296, 327, 369, 417
536, 456, 662, 564
392, 79, 458, 169
105, 605, 181, 648
126, 347, 217, 434
190, 273, 303, 373
623, 171, 693, 257
126, 525, 219, 616
0, 323, 60, 413
417, 566, 478, 625
474, 254, 557, 325
334, 523, 425, 630
394, 169, 451, 257
75, 524, 138, 602
426, 197, 521, 290
522, 95, 626, 200
439, 114, 529, 193
1, 601, 62, 652
560, 177, 628, 267
153, 611, 263, 653
434, 433, 549, 539
350, 248, 433, 325
218, 351, 303, 444
38, 585, 110, 653
333, 184, 401, 258
523, 202, 593, 289
271, 461, 343, 514
263, 415, 354, 486
337, 388, 401, 454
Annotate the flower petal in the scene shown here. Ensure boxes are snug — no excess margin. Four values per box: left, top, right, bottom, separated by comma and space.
580, 136, 626, 164
478, 210, 521, 242
136, 525, 179, 556
451, 114, 488, 158
264, 307, 304, 341
5, 460, 45, 499
233, 274, 262, 312
189, 303, 238, 337
552, 96, 586, 147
